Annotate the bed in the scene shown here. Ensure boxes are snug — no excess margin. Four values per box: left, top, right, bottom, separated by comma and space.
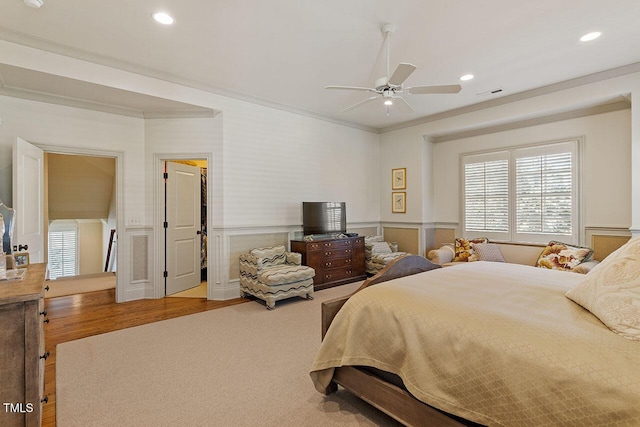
310, 254, 640, 426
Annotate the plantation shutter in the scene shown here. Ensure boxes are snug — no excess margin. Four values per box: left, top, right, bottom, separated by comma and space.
514, 141, 578, 243
463, 151, 509, 240
48, 221, 78, 279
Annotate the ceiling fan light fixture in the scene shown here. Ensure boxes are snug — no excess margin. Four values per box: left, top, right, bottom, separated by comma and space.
384, 99, 393, 106
460, 74, 474, 81
153, 12, 174, 25
580, 31, 601, 42
23, 0, 44, 8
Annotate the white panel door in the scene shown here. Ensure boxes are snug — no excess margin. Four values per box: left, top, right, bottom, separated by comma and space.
165, 161, 201, 295
12, 138, 45, 263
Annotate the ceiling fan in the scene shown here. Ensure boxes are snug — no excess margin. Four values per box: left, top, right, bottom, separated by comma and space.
325, 23, 462, 114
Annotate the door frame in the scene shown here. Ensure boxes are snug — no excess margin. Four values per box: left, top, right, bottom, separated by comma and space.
34, 143, 125, 302
153, 153, 212, 299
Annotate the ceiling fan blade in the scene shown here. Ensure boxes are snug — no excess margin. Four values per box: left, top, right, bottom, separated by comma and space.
405, 84, 462, 94
340, 96, 379, 113
388, 63, 417, 86
325, 85, 377, 93
393, 96, 415, 114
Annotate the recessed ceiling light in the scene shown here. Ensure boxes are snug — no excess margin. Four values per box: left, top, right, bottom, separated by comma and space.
580, 32, 601, 42
153, 12, 174, 25
460, 74, 474, 81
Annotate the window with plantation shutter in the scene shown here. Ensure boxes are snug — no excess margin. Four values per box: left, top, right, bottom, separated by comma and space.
462, 139, 580, 244
513, 141, 578, 243
463, 152, 509, 241
48, 221, 78, 279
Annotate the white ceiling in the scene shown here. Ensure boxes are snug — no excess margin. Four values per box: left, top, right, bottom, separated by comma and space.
1, 0, 639, 131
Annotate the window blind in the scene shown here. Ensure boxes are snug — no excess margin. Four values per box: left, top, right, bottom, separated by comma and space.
461, 139, 579, 244
48, 226, 78, 279
515, 152, 572, 234
463, 151, 509, 240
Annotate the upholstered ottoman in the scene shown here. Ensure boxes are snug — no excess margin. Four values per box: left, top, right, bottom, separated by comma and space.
239, 246, 315, 310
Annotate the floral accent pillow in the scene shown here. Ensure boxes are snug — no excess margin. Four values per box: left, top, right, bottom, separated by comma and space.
566, 237, 640, 341
535, 241, 593, 271
453, 237, 488, 262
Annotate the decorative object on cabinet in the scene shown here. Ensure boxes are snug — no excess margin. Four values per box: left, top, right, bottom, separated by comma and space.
14, 252, 30, 268
0, 263, 48, 426
0, 197, 16, 254
291, 236, 366, 290
239, 246, 315, 310
392, 192, 406, 213
391, 167, 406, 190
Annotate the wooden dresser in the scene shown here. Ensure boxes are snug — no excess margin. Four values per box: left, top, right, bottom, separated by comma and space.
291, 236, 366, 290
0, 263, 48, 427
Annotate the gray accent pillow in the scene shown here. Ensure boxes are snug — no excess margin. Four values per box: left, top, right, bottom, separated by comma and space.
472, 243, 505, 262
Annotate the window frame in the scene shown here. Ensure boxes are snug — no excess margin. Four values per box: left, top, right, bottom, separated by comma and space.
460, 138, 583, 245
47, 220, 79, 280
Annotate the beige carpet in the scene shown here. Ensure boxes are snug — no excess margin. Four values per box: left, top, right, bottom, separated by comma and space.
45, 272, 116, 298
56, 282, 401, 427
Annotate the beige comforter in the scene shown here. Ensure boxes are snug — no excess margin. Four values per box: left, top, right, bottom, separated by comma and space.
310, 262, 640, 426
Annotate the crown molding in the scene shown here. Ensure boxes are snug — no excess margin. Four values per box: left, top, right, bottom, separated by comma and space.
430, 96, 630, 143
0, 29, 380, 133
1, 28, 638, 134
380, 62, 640, 134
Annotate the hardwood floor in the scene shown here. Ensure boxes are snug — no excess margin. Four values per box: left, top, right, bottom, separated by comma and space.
42, 289, 248, 427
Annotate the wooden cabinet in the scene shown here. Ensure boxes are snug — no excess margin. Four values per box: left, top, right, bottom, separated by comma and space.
291, 237, 366, 290
0, 264, 48, 427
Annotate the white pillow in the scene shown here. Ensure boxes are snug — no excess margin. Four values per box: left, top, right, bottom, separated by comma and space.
566, 237, 640, 341
370, 241, 392, 255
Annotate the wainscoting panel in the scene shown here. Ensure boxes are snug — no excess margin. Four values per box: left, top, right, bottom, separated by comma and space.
228, 232, 290, 280
132, 235, 149, 282
433, 227, 456, 251
123, 227, 154, 301
382, 227, 420, 254
586, 227, 632, 261
349, 226, 379, 237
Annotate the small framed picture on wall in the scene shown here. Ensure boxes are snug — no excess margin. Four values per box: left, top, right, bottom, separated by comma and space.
392, 192, 406, 213
392, 168, 406, 190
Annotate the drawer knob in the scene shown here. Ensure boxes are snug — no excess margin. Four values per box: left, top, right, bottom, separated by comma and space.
40, 351, 50, 360
40, 310, 47, 316
43, 318, 50, 324
45, 285, 50, 292
41, 395, 49, 404
325, 262, 332, 267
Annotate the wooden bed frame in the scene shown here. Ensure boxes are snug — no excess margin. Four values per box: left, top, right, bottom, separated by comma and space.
320, 255, 480, 427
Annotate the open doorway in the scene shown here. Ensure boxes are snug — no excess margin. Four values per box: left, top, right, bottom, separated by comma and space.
163, 159, 208, 299
44, 153, 118, 298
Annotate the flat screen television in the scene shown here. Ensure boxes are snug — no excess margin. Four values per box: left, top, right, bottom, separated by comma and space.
302, 202, 346, 235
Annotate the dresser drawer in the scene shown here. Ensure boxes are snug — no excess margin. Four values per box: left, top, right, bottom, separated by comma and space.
322, 257, 353, 269
323, 248, 353, 259
323, 267, 355, 283
321, 239, 353, 250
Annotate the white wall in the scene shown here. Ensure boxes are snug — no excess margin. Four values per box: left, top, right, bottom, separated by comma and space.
0, 40, 382, 300
0, 95, 145, 215
381, 71, 640, 243
221, 101, 380, 228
